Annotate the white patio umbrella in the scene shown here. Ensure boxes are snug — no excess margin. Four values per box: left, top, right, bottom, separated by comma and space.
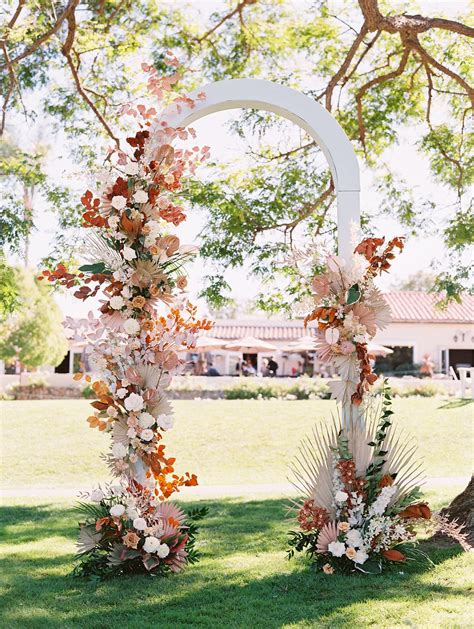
224, 336, 278, 353
283, 335, 317, 352
367, 343, 393, 357
194, 336, 227, 353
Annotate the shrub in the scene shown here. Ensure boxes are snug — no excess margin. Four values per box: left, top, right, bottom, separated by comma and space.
10, 375, 48, 391
81, 384, 96, 399
224, 377, 330, 400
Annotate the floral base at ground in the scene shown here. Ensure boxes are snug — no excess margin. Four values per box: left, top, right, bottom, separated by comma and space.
287, 388, 433, 575
73, 483, 208, 579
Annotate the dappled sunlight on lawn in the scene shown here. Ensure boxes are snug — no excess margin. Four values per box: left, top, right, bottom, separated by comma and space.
0, 498, 472, 628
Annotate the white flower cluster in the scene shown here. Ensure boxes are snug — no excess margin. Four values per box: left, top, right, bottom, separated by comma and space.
368, 485, 397, 516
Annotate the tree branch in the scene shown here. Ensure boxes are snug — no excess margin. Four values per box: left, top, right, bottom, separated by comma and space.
0, 0, 80, 71
61, 9, 119, 146
197, 0, 258, 43
324, 24, 369, 111
355, 47, 410, 149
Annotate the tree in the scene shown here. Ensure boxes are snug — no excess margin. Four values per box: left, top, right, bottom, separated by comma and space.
0, 1, 472, 309
393, 271, 437, 292
0, 265, 68, 369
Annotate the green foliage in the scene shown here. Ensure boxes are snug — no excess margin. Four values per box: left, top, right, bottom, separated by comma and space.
224, 377, 331, 400
0, 1, 472, 308
0, 266, 68, 369
0, 256, 20, 319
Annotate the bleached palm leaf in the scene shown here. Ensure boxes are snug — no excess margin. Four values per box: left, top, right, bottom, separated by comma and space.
316, 521, 339, 553
112, 417, 130, 447
81, 231, 124, 271
77, 525, 102, 554
288, 415, 340, 514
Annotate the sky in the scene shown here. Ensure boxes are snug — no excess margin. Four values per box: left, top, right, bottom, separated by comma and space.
7, 0, 471, 320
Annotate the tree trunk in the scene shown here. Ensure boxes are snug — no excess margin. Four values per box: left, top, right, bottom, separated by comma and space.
439, 476, 474, 547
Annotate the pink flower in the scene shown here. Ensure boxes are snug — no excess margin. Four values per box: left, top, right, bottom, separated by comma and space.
312, 274, 330, 299
339, 340, 356, 355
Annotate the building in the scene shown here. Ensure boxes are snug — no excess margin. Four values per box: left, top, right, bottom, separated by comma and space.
198, 292, 474, 376
1, 291, 472, 388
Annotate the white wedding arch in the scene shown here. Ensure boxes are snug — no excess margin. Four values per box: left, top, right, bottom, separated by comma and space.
162, 79, 362, 425
162, 78, 360, 261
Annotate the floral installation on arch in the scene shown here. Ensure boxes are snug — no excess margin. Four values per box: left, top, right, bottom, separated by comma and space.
304, 236, 405, 406
287, 387, 432, 575
288, 237, 434, 574
40, 54, 211, 579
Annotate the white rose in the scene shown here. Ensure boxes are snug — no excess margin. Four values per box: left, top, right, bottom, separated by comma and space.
124, 393, 144, 412
123, 162, 139, 175
133, 517, 147, 531
109, 295, 125, 310
354, 549, 368, 564
123, 318, 140, 335
116, 388, 128, 399
110, 504, 126, 517
90, 489, 104, 502
146, 220, 161, 237
156, 414, 174, 431
122, 246, 136, 261
346, 529, 364, 548
106, 406, 118, 417
143, 536, 161, 554
328, 541, 346, 557
127, 427, 137, 439
111, 442, 127, 459
335, 490, 348, 503
111, 195, 127, 210
133, 189, 149, 203
140, 428, 154, 442
156, 543, 170, 559
139, 412, 155, 429
126, 508, 139, 520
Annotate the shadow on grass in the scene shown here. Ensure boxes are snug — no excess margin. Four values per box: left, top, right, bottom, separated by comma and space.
438, 398, 473, 410
0, 498, 468, 629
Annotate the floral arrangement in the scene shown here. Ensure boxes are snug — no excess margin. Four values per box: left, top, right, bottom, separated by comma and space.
40, 55, 211, 578
73, 483, 207, 579
287, 388, 432, 575
305, 236, 404, 406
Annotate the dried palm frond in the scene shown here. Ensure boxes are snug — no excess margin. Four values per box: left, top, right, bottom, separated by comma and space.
316, 521, 339, 553
77, 524, 102, 554
81, 231, 123, 271
288, 415, 340, 515
112, 417, 130, 447
289, 396, 426, 514
154, 502, 186, 525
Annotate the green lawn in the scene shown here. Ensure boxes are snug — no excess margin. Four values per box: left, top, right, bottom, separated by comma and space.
1, 398, 473, 627
1, 398, 472, 488
1, 495, 472, 628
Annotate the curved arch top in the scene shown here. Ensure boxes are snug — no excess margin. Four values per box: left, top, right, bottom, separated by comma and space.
161, 79, 360, 260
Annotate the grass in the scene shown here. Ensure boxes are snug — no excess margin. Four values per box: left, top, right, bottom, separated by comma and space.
1, 398, 472, 488
0, 494, 472, 629
1, 398, 472, 627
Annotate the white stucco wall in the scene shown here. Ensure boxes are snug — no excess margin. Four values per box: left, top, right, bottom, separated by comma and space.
375, 322, 474, 369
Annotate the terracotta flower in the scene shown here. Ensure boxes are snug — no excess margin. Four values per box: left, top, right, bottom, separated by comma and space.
132, 295, 146, 309
312, 274, 330, 299
176, 275, 188, 290
123, 530, 140, 549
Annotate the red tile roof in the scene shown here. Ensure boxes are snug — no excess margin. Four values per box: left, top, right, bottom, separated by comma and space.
206, 292, 473, 341
384, 291, 473, 323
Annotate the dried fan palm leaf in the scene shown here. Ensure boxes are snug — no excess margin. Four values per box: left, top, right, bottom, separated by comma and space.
316, 521, 339, 553
81, 231, 123, 271
77, 525, 102, 554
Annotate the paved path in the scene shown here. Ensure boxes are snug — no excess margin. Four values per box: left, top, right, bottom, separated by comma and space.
1, 477, 470, 500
